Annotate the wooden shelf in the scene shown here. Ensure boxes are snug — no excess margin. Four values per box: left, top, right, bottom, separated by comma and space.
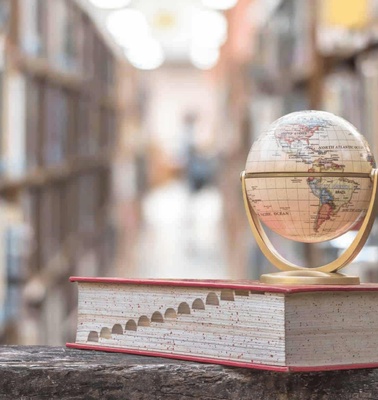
0, 154, 110, 195
6, 45, 84, 90
250, 67, 313, 95
101, 93, 119, 110
321, 41, 378, 70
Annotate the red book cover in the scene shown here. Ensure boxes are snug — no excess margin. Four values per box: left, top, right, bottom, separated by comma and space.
69, 276, 378, 293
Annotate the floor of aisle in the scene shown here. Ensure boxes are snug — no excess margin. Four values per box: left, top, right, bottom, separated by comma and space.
136, 179, 229, 279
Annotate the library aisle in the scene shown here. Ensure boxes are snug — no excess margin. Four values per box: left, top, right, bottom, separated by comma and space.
1, 0, 378, 346
136, 180, 228, 279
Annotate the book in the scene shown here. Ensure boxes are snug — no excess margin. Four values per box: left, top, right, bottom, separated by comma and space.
317, 0, 370, 56
39, 186, 62, 272
18, 0, 45, 57
76, 95, 90, 157
43, 85, 67, 166
250, 0, 313, 85
67, 277, 378, 372
100, 107, 116, 151
0, 201, 29, 340
0, 0, 9, 34
322, 69, 362, 133
4, 71, 26, 178
46, 0, 68, 70
25, 76, 42, 171
20, 189, 40, 274
357, 50, 378, 160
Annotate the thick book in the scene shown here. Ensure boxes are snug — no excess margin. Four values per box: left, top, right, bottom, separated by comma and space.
67, 277, 378, 372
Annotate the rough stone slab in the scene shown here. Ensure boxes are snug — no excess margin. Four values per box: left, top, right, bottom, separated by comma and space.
0, 347, 378, 399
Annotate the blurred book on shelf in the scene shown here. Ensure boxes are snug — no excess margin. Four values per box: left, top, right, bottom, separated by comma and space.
43, 85, 67, 166
25, 75, 42, 171
0, 0, 9, 32
357, 51, 378, 159
251, 0, 313, 88
0, 200, 30, 343
292, 0, 313, 75
46, 0, 71, 70
316, 0, 378, 57
19, 0, 45, 57
249, 95, 283, 142
39, 186, 63, 275
4, 71, 26, 178
321, 69, 362, 131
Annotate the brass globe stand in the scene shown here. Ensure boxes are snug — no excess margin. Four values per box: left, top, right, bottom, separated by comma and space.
241, 169, 378, 285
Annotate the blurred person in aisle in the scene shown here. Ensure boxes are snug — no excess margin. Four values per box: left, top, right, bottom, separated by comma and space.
182, 111, 217, 193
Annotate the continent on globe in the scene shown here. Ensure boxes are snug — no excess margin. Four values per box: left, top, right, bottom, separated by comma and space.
274, 118, 333, 165
275, 123, 318, 147
307, 176, 359, 232
307, 159, 358, 232
309, 159, 344, 173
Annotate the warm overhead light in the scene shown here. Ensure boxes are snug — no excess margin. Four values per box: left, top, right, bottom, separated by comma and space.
201, 0, 238, 11
126, 38, 165, 70
88, 0, 132, 10
106, 9, 149, 48
190, 46, 220, 70
191, 10, 227, 48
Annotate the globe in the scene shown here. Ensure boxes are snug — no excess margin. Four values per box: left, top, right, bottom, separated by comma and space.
245, 110, 376, 244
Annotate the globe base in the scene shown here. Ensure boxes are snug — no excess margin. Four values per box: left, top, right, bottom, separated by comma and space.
260, 270, 360, 285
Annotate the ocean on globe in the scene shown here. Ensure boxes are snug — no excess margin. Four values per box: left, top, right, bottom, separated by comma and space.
245, 110, 376, 243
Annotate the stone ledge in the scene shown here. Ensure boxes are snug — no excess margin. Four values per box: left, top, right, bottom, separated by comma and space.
0, 346, 378, 399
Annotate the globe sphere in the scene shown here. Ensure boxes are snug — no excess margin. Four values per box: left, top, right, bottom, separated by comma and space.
245, 110, 376, 243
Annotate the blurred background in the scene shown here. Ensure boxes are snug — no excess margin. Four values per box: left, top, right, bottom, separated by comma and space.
0, 0, 378, 345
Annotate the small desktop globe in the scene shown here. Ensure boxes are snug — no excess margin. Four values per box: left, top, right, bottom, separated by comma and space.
245, 110, 376, 243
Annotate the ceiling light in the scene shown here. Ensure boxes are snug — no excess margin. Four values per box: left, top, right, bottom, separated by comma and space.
88, 0, 132, 10
190, 47, 220, 70
201, 0, 238, 11
191, 10, 227, 48
106, 9, 149, 48
126, 38, 165, 70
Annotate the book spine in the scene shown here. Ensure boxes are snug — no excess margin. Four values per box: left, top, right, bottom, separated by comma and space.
4, 71, 26, 178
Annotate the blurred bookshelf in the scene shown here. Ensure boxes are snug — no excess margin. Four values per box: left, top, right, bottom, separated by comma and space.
317, 0, 378, 280
220, 0, 378, 279
0, 0, 137, 345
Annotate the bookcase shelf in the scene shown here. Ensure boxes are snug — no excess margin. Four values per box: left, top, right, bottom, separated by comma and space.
0, 154, 110, 195
15, 52, 85, 90
0, 0, 130, 345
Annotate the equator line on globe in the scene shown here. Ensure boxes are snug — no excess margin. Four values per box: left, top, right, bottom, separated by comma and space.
241, 110, 378, 285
